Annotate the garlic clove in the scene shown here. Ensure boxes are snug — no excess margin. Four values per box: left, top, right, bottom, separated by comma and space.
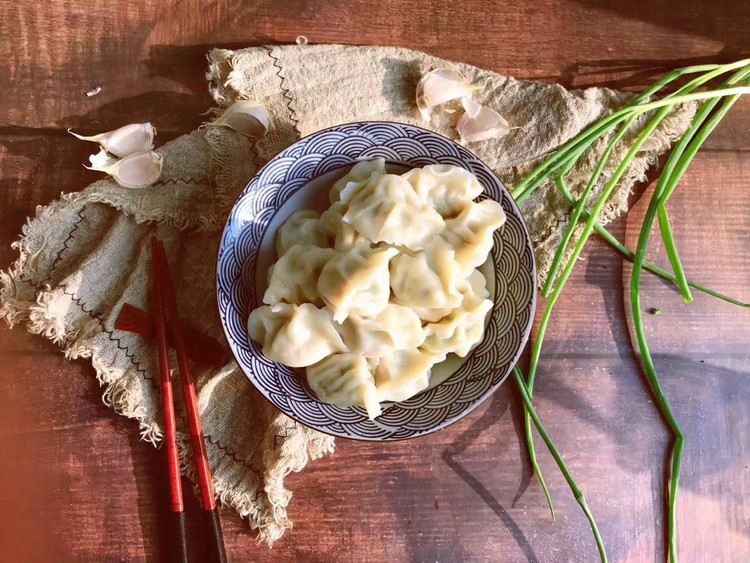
461, 96, 482, 119
416, 68, 480, 121
69, 123, 156, 158
85, 150, 163, 189
211, 100, 270, 138
457, 97, 511, 143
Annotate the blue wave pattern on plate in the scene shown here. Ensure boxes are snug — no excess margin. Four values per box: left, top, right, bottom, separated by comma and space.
217, 122, 536, 440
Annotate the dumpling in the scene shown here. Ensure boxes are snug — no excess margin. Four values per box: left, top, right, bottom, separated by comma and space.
375, 304, 426, 349
375, 349, 445, 402
334, 304, 426, 357
319, 202, 370, 251
335, 314, 395, 358
421, 297, 493, 358
441, 199, 506, 276
402, 164, 483, 217
263, 245, 335, 306
342, 173, 444, 251
247, 303, 347, 367
329, 158, 386, 204
275, 210, 331, 256
390, 239, 463, 309
409, 305, 453, 323
461, 269, 491, 304
306, 354, 381, 419
317, 244, 398, 323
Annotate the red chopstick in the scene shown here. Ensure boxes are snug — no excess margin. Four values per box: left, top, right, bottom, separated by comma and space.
153, 238, 227, 563
150, 237, 188, 563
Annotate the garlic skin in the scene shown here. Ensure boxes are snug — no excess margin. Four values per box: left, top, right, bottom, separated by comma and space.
211, 101, 270, 139
457, 97, 511, 143
416, 68, 480, 121
69, 123, 156, 157
85, 150, 163, 189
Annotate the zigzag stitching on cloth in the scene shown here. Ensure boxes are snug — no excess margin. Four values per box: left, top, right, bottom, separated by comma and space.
151, 177, 210, 188
41, 206, 87, 288
60, 280, 262, 482
58, 280, 156, 388
266, 47, 301, 139
23, 255, 261, 479
204, 434, 262, 480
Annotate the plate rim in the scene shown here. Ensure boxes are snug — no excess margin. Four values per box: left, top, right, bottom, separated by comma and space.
216, 120, 537, 441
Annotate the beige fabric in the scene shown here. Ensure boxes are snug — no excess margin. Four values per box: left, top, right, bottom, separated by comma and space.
0, 44, 694, 544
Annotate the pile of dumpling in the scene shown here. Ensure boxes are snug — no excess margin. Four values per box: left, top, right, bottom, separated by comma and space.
248, 159, 506, 419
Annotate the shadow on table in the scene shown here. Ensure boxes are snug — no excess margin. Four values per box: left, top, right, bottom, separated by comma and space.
541, 52, 750, 91
550, 0, 749, 90
442, 391, 540, 563
571, 0, 749, 51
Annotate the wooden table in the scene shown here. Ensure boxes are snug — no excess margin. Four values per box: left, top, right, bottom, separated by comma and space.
1, 1, 748, 561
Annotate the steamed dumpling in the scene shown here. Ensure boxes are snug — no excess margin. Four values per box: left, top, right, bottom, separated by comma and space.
249, 160, 501, 415
390, 239, 463, 309
319, 201, 370, 251
402, 164, 483, 217
247, 303, 346, 367
335, 314, 395, 358
408, 305, 453, 323
276, 210, 331, 256
329, 158, 386, 204
317, 244, 398, 323
375, 304, 426, 350
421, 297, 493, 358
441, 199, 506, 276
306, 354, 381, 419
334, 304, 426, 357
462, 269, 491, 304
342, 173, 444, 250
263, 245, 335, 306
375, 349, 445, 402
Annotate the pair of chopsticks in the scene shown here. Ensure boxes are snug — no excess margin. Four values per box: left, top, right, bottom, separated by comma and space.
150, 236, 227, 563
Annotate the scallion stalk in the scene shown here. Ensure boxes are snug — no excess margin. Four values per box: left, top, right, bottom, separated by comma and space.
512, 59, 750, 563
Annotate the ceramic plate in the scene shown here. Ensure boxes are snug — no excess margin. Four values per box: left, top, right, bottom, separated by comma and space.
217, 122, 536, 440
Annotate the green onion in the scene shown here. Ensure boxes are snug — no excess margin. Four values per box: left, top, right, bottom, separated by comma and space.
511, 60, 750, 203
553, 175, 749, 308
658, 207, 694, 303
627, 72, 750, 563
520, 100, 679, 539
655, 66, 750, 304
511, 59, 750, 562
541, 115, 637, 297
540, 63, 750, 295
514, 367, 607, 562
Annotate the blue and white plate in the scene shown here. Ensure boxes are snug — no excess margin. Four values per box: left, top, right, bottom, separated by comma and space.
217, 122, 536, 440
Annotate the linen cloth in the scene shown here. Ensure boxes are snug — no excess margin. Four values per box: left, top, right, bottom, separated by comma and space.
0, 44, 694, 543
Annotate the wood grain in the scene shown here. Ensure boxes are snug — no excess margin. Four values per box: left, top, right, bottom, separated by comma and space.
1, 1, 749, 561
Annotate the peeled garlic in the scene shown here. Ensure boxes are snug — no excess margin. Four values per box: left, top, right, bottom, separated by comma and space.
416, 68, 480, 121
69, 123, 156, 158
211, 101, 270, 139
88, 148, 118, 169
85, 150, 163, 189
457, 97, 511, 143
